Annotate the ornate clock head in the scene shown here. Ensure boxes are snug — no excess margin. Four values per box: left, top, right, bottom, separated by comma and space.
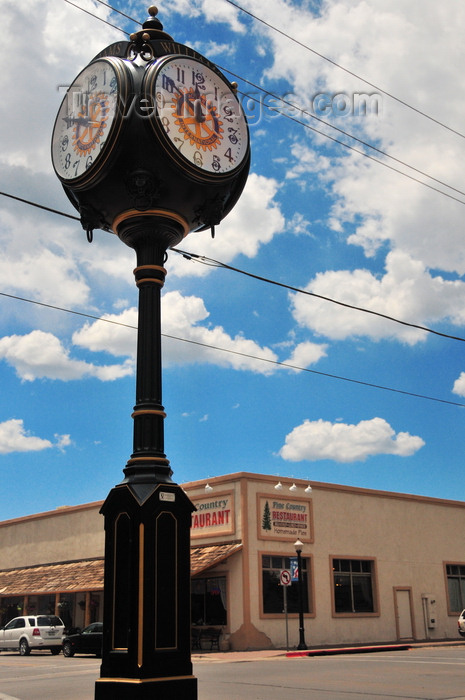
144, 55, 249, 179
51, 58, 126, 186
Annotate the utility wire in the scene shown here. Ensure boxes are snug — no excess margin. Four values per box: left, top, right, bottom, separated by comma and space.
3, 5, 462, 405
235, 94, 465, 206
220, 73, 465, 202
88, 0, 465, 143
2, 190, 465, 345
1, 291, 464, 409
224, 0, 465, 141
94, 0, 140, 25
62, 0, 465, 203
0, 192, 80, 222
172, 249, 465, 344
63, 0, 130, 35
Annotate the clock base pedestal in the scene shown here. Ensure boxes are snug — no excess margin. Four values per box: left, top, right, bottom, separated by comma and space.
95, 675, 197, 700
95, 482, 197, 700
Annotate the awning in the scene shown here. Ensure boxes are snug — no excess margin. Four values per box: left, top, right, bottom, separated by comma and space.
190, 542, 242, 576
0, 542, 243, 597
0, 558, 104, 597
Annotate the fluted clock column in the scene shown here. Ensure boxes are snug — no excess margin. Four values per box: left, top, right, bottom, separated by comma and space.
95, 213, 197, 700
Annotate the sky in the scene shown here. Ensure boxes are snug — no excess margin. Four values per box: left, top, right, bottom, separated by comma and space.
1, 0, 465, 520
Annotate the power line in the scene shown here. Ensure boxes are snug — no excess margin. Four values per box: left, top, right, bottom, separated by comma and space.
1, 291, 464, 409
2, 5, 462, 408
2, 190, 465, 345
221, 74, 465, 203
63, 0, 130, 35
61, 0, 465, 203
172, 249, 465, 344
0, 192, 80, 222
93, 0, 140, 25
224, 0, 465, 141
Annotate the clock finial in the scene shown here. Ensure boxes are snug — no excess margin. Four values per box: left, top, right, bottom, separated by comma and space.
143, 5, 163, 31
130, 4, 172, 42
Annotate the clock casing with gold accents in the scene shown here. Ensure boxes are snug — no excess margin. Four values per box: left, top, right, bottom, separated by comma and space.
51, 37, 250, 241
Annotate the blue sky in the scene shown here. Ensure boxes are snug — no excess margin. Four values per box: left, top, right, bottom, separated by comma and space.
2, 0, 465, 520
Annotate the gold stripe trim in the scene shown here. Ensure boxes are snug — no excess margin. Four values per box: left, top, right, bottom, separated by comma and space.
96, 675, 196, 684
131, 410, 167, 419
127, 456, 170, 463
112, 209, 190, 237
112, 513, 129, 652
138, 523, 144, 668
134, 264, 167, 275
135, 277, 165, 287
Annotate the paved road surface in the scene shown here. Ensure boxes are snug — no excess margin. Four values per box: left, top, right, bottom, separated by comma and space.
1, 645, 465, 699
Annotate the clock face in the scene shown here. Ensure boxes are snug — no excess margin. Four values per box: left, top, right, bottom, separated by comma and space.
147, 55, 249, 177
51, 59, 122, 183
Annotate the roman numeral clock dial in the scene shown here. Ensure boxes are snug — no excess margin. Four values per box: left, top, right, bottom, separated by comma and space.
145, 55, 249, 180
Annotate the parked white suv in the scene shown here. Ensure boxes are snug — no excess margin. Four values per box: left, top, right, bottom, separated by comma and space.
0, 615, 64, 655
458, 609, 465, 637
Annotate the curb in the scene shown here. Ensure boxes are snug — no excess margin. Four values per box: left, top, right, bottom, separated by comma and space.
287, 644, 411, 658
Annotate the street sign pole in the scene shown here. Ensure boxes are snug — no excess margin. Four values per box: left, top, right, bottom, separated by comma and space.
283, 584, 289, 651
280, 569, 291, 652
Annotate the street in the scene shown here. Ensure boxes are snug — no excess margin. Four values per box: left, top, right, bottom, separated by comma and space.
1, 646, 465, 699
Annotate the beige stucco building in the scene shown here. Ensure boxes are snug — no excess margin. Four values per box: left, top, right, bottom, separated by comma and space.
1, 471, 464, 650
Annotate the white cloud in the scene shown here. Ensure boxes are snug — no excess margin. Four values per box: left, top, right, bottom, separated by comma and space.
72, 309, 138, 358
0, 419, 60, 455
1, 0, 119, 173
72, 292, 329, 374
245, 0, 465, 275
284, 341, 328, 370
452, 373, 465, 397
162, 291, 279, 373
55, 434, 72, 452
73, 293, 281, 373
163, 0, 245, 33
168, 173, 285, 277
279, 417, 425, 463
290, 250, 465, 344
0, 330, 133, 382
0, 210, 91, 308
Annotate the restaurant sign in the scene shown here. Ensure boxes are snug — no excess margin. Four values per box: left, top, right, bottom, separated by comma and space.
258, 494, 313, 542
191, 491, 234, 539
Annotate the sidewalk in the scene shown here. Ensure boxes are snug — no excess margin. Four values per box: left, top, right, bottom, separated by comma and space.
192, 639, 465, 663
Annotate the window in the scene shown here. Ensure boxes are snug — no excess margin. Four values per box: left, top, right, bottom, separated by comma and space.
262, 555, 311, 615
332, 558, 376, 614
191, 577, 227, 626
37, 616, 62, 627
446, 564, 465, 612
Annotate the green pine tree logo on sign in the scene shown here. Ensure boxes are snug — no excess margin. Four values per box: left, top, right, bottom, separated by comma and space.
262, 500, 272, 531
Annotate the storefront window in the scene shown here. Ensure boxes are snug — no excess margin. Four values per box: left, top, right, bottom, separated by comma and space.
446, 564, 465, 612
332, 558, 376, 614
36, 594, 56, 616
0, 597, 24, 625
89, 592, 102, 623
58, 593, 75, 629
191, 577, 227, 626
262, 555, 310, 615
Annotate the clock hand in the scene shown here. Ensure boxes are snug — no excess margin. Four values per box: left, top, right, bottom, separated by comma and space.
63, 115, 102, 128
194, 98, 205, 123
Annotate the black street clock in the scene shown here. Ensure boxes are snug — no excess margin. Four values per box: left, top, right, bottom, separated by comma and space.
52, 8, 251, 700
51, 7, 250, 242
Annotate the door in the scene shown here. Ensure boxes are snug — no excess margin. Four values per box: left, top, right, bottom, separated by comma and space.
394, 587, 415, 640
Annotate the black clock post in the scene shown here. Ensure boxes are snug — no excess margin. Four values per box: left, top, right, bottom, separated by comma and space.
51, 6, 250, 700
